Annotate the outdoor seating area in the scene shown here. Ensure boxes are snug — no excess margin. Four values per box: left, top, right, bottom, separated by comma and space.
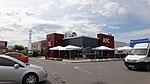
49, 45, 131, 60
115, 46, 132, 58
45, 33, 133, 60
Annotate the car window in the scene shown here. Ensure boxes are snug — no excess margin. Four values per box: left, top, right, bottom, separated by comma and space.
15, 54, 21, 57
5, 53, 13, 56
0, 57, 16, 66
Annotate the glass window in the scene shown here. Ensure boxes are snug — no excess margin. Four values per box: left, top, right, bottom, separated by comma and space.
130, 49, 148, 55
0, 57, 16, 66
5, 53, 13, 56
15, 54, 21, 57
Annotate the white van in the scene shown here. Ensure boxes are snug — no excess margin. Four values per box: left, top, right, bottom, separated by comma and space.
124, 43, 150, 70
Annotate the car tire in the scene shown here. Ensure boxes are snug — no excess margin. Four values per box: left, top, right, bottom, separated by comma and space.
22, 73, 38, 84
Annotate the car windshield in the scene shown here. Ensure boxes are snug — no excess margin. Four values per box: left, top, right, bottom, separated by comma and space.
129, 49, 148, 55
5, 53, 13, 56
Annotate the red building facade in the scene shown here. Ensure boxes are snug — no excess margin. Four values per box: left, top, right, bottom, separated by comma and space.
97, 34, 114, 58
46, 33, 64, 58
97, 34, 114, 48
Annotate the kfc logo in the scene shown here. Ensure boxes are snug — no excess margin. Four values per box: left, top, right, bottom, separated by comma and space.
103, 38, 110, 43
48, 41, 51, 46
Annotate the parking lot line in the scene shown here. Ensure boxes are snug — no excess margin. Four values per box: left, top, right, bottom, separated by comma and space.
74, 66, 93, 74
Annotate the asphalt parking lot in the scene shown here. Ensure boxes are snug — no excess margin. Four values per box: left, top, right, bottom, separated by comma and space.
29, 57, 150, 84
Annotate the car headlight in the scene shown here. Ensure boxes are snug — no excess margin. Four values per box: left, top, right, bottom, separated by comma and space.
43, 68, 47, 72
41, 68, 47, 72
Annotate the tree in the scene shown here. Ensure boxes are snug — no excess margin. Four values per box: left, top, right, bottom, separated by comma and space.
32, 50, 39, 57
13, 45, 24, 51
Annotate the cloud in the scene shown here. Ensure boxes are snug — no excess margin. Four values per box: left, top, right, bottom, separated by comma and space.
60, 0, 126, 17
125, 28, 150, 37
38, 1, 54, 10
54, 18, 101, 36
0, 0, 149, 47
31, 18, 102, 37
116, 28, 150, 42
123, 0, 150, 23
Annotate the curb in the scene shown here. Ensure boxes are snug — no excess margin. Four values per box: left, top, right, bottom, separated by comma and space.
62, 59, 123, 63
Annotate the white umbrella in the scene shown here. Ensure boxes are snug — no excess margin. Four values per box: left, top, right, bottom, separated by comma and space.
65, 45, 81, 50
58, 47, 69, 50
92, 46, 114, 59
49, 46, 65, 58
92, 46, 114, 50
49, 46, 64, 50
64, 45, 81, 59
116, 46, 132, 56
117, 46, 132, 51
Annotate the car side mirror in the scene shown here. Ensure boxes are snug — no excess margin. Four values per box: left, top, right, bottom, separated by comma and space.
14, 64, 19, 69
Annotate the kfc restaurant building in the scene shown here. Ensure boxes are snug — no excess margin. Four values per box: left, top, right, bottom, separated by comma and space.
45, 33, 114, 59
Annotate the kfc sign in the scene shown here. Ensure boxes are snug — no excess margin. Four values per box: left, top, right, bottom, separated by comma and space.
103, 38, 110, 43
48, 41, 51, 46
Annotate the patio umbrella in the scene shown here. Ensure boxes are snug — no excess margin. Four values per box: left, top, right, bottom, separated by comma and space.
117, 46, 132, 51
116, 46, 132, 55
49, 46, 64, 50
65, 45, 81, 50
49, 46, 65, 58
92, 46, 114, 50
64, 45, 81, 59
92, 46, 114, 59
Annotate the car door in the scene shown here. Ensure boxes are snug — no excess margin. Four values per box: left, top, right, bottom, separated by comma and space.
0, 57, 22, 84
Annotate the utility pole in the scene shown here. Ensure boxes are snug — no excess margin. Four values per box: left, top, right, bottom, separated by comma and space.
28, 28, 32, 54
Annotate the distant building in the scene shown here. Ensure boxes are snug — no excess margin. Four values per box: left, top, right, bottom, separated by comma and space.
31, 40, 46, 56
8, 46, 14, 50
0, 41, 7, 53
114, 41, 130, 58
115, 41, 128, 48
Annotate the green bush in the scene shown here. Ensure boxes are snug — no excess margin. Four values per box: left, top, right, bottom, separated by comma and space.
0, 51, 5, 55
49, 58, 63, 61
56, 58, 63, 61
32, 50, 39, 57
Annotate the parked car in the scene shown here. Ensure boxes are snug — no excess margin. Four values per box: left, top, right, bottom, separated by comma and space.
5, 52, 29, 63
0, 55, 48, 84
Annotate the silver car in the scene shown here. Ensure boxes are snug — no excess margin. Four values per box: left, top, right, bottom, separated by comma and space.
0, 55, 48, 84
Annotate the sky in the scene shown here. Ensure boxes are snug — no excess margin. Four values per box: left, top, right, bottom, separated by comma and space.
0, 0, 150, 47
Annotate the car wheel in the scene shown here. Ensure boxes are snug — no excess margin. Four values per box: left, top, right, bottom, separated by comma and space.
22, 73, 38, 84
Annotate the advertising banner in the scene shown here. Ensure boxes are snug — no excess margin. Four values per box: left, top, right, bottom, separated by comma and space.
130, 38, 150, 47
